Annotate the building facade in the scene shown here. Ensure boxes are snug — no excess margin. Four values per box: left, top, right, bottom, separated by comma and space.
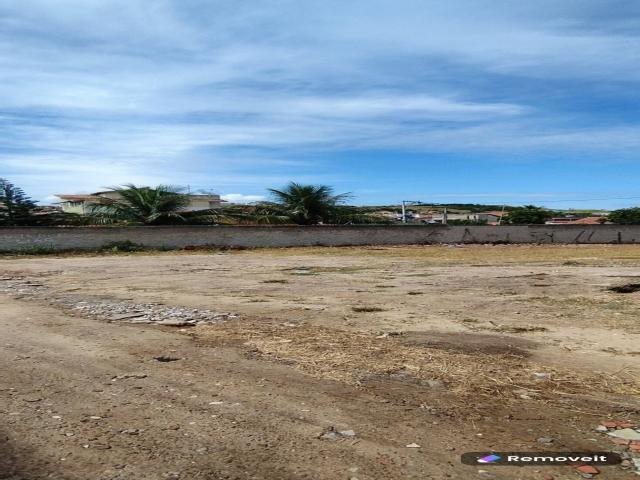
56, 190, 223, 215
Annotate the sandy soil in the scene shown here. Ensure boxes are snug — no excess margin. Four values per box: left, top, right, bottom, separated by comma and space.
1, 245, 639, 479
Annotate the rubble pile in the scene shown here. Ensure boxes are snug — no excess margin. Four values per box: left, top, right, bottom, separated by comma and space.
72, 300, 237, 326
0, 276, 237, 326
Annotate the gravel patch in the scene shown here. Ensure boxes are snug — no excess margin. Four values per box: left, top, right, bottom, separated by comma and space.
0, 277, 237, 326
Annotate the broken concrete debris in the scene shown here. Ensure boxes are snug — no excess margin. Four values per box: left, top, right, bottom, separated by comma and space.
594, 419, 640, 475
75, 301, 236, 326
318, 426, 356, 441
607, 428, 640, 441
0, 276, 238, 326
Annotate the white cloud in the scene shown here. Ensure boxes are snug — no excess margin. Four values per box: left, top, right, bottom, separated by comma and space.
0, 0, 639, 202
221, 193, 266, 204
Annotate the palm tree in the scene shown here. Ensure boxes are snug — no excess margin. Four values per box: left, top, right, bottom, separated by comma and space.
0, 178, 36, 226
206, 202, 291, 225
268, 182, 351, 225
89, 184, 191, 225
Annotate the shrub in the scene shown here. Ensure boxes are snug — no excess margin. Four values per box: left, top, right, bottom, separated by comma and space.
100, 240, 145, 252
607, 207, 640, 225
14, 245, 57, 255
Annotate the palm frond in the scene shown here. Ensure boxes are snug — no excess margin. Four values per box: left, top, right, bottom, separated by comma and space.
87, 184, 190, 225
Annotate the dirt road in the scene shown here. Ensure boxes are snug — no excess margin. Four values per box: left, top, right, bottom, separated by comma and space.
0, 297, 472, 480
1, 245, 639, 479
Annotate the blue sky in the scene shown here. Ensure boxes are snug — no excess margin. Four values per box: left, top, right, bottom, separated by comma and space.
1, 0, 640, 208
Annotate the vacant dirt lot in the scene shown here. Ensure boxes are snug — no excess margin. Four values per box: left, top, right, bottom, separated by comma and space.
1, 245, 639, 479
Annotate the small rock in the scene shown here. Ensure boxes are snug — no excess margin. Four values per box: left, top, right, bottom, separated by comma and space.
420, 404, 438, 414
600, 420, 619, 428
109, 313, 145, 321
610, 438, 630, 445
426, 379, 444, 388
617, 422, 637, 428
575, 465, 599, 475
477, 470, 495, 479
318, 427, 356, 441
114, 373, 147, 380
154, 355, 180, 362
92, 443, 111, 450
157, 319, 192, 327
405, 443, 421, 448
162, 472, 181, 479
595, 425, 608, 432
608, 428, 640, 441
537, 436, 554, 445
121, 429, 140, 435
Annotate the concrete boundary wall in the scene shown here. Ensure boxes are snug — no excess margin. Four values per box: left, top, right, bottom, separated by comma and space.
1, 225, 640, 251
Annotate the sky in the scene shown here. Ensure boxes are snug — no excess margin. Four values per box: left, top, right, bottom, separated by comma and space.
1, 0, 640, 208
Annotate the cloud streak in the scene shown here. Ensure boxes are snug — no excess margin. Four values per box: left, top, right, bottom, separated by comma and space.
1, 0, 639, 204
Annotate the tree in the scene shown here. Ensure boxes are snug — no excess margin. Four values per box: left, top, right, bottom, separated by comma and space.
607, 207, 640, 224
89, 184, 191, 225
0, 178, 36, 226
330, 205, 392, 224
268, 183, 351, 225
506, 205, 552, 225
184, 202, 291, 225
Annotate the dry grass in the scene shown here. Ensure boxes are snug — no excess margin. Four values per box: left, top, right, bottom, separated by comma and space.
476, 322, 549, 333
9, 244, 640, 266
196, 320, 640, 408
282, 266, 373, 274
523, 295, 640, 333
252, 244, 640, 265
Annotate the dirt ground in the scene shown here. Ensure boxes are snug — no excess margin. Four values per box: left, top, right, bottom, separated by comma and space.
1, 244, 639, 480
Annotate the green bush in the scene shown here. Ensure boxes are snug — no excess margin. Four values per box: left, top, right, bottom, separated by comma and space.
100, 240, 145, 252
14, 245, 57, 255
506, 205, 552, 224
607, 207, 640, 225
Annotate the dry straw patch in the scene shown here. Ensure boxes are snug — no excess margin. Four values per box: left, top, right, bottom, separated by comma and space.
252, 244, 640, 265
196, 320, 640, 405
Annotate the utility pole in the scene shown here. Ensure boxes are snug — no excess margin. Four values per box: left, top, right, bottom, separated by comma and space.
498, 204, 506, 225
401, 200, 422, 223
